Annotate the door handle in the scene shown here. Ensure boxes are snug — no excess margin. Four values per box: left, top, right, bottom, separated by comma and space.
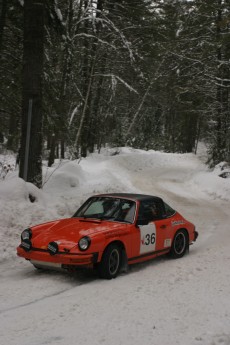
160, 225, 167, 229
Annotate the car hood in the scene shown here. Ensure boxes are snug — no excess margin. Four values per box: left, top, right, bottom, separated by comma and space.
31, 217, 126, 247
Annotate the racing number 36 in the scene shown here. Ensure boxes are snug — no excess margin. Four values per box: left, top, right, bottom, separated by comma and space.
145, 233, 155, 245
139, 223, 157, 254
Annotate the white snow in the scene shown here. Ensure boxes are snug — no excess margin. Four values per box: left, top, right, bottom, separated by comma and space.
0, 145, 230, 345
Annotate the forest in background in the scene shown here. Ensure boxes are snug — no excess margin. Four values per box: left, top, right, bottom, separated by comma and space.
0, 0, 229, 187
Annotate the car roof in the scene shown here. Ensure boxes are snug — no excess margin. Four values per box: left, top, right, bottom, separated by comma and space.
94, 193, 163, 203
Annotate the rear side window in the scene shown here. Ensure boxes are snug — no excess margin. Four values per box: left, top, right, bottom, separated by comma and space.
138, 200, 163, 221
164, 202, 176, 217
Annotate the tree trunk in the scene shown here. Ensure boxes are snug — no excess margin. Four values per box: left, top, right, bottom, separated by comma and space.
74, 57, 96, 152
19, 0, 44, 188
48, 134, 56, 167
61, 138, 65, 159
7, 112, 19, 150
74, 0, 104, 156
213, 0, 229, 164
0, 0, 7, 52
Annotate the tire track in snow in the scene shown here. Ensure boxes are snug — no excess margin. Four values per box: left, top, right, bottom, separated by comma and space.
0, 261, 98, 315
0, 287, 71, 315
0, 272, 97, 315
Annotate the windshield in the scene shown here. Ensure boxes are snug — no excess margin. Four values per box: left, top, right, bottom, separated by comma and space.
73, 197, 136, 223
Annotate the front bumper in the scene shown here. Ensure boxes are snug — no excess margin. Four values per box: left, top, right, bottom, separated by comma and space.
17, 245, 98, 267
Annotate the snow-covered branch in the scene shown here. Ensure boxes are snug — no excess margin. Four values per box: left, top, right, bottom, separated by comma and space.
94, 74, 138, 94
72, 33, 116, 50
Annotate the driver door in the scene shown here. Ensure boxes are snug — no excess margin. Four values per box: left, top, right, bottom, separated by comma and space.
134, 199, 171, 258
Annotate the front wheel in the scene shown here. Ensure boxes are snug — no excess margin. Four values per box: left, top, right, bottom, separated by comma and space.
97, 244, 121, 279
170, 230, 188, 258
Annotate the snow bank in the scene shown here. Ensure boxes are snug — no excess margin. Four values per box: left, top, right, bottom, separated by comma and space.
192, 171, 230, 201
0, 177, 28, 201
44, 161, 85, 192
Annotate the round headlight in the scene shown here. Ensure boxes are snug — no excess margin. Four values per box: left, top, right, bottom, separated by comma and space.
21, 239, 32, 252
78, 236, 91, 251
21, 228, 32, 241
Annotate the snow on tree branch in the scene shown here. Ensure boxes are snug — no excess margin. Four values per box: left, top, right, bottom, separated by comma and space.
72, 33, 116, 50
69, 104, 82, 127
99, 15, 135, 63
95, 74, 138, 94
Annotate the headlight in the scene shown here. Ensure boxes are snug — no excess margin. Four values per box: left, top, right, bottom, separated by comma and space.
78, 236, 91, 251
21, 228, 32, 241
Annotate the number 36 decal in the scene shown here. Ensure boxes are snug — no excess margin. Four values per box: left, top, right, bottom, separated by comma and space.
139, 223, 156, 254
144, 233, 155, 245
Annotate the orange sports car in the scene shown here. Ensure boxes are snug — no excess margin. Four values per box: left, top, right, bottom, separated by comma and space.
17, 193, 198, 279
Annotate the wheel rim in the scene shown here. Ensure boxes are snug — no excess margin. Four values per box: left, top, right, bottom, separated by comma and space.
109, 249, 120, 275
174, 232, 186, 255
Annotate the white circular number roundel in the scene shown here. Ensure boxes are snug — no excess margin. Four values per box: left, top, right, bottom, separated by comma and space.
139, 223, 156, 254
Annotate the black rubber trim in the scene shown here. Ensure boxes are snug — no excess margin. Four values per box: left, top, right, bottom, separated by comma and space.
128, 248, 170, 263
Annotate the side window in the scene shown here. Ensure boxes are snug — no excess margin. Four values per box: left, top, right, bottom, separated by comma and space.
164, 202, 176, 217
138, 200, 162, 222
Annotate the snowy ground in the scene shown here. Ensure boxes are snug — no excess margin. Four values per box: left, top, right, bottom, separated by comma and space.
0, 145, 230, 345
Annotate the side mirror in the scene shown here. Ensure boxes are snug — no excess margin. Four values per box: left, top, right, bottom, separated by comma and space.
136, 219, 149, 226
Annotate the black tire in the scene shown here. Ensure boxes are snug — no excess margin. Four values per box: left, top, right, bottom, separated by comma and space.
97, 244, 121, 279
170, 230, 188, 259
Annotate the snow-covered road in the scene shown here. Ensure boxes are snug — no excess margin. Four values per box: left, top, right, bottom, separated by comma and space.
0, 147, 230, 345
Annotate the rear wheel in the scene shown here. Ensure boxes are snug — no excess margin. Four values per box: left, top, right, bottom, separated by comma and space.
170, 230, 188, 258
97, 244, 121, 279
